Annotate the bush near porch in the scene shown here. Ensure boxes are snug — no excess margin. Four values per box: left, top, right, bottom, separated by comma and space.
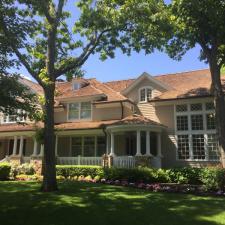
1, 162, 225, 192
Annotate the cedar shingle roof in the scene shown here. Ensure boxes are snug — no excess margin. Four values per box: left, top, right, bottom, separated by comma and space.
111, 114, 165, 127
0, 114, 165, 132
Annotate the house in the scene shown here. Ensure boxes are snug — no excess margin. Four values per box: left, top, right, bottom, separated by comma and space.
0, 69, 222, 168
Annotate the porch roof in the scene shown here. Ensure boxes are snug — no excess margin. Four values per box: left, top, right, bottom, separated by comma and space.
0, 115, 165, 134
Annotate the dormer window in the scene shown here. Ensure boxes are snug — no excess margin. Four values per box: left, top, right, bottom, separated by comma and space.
139, 87, 152, 102
72, 79, 88, 91
73, 82, 81, 90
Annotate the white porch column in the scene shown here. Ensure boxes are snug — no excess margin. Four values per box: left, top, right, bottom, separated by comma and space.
55, 135, 58, 157
146, 131, 151, 156
106, 133, 110, 155
18, 136, 24, 156
157, 133, 163, 157
39, 144, 44, 156
109, 132, 115, 156
32, 139, 38, 156
12, 136, 18, 155
136, 130, 141, 156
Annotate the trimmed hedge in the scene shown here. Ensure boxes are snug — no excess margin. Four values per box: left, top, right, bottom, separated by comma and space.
56, 165, 104, 178
0, 163, 11, 180
55, 165, 225, 191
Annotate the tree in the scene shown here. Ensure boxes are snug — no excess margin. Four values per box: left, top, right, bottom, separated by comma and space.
165, 0, 225, 166
0, 74, 37, 118
0, 0, 168, 191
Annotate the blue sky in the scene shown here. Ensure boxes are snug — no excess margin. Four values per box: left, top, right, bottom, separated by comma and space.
13, 0, 207, 82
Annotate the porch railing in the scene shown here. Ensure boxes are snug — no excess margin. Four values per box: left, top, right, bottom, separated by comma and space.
113, 156, 135, 168
57, 156, 102, 166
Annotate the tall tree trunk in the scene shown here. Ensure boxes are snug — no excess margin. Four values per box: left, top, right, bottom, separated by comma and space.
41, 84, 58, 191
209, 60, 225, 167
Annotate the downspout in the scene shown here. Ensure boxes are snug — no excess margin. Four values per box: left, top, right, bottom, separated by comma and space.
120, 101, 124, 119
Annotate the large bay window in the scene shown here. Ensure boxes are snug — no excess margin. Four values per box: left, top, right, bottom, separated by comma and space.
68, 102, 91, 120
175, 102, 219, 161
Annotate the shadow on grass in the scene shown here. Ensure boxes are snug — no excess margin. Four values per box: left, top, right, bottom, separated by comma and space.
0, 181, 225, 225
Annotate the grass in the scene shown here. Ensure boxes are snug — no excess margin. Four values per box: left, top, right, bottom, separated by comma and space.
0, 181, 225, 225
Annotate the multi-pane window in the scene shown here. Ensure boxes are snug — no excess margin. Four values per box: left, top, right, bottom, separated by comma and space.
191, 115, 203, 130
192, 134, 205, 160
2, 109, 27, 124
83, 137, 95, 156
80, 102, 91, 119
206, 102, 215, 110
208, 134, 220, 161
206, 113, 216, 130
177, 135, 190, 160
190, 103, 202, 111
175, 102, 219, 161
71, 137, 82, 156
68, 103, 79, 120
97, 136, 106, 156
139, 87, 152, 102
176, 104, 187, 112
70, 136, 106, 157
177, 116, 188, 131
68, 102, 91, 120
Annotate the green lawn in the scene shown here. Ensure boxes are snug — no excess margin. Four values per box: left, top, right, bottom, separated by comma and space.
0, 181, 225, 225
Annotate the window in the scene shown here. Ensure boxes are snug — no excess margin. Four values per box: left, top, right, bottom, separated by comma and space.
68, 103, 79, 120
190, 103, 202, 111
208, 134, 220, 161
176, 104, 187, 112
83, 137, 95, 156
97, 136, 106, 156
73, 82, 80, 90
177, 116, 188, 131
71, 137, 82, 156
177, 135, 190, 160
80, 102, 91, 119
2, 109, 27, 124
139, 87, 152, 102
206, 113, 216, 130
175, 102, 219, 161
206, 102, 215, 110
68, 102, 91, 120
192, 134, 205, 160
191, 115, 203, 130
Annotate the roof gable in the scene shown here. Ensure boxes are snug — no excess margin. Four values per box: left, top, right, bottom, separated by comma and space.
121, 72, 172, 95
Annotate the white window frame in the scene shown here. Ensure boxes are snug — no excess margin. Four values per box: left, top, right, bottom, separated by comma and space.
1, 109, 27, 124
70, 135, 106, 157
139, 86, 153, 103
67, 102, 92, 121
174, 101, 219, 162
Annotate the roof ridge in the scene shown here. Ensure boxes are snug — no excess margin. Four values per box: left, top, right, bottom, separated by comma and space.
154, 68, 209, 78
104, 78, 136, 84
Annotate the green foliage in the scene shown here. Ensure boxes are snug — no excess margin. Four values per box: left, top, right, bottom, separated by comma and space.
10, 163, 35, 179
166, 167, 202, 184
56, 165, 104, 178
0, 163, 11, 180
200, 168, 225, 191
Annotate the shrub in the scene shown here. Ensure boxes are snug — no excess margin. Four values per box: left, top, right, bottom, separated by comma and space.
166, 167, 202, 184
200, 168, 225, 191
11, 163, 35, 178
0, 163, 11, 180
56, 165, 104, 178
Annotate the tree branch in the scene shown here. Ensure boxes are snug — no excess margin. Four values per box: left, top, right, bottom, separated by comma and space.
0, 14, 43, 85
54, 29, 111, 77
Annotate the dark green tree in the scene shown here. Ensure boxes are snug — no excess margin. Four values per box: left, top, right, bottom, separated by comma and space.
165, 0, 225, 166
0, 0, 168, 191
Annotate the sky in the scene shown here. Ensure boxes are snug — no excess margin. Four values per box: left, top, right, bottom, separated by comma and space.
12, 0, 207, 82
